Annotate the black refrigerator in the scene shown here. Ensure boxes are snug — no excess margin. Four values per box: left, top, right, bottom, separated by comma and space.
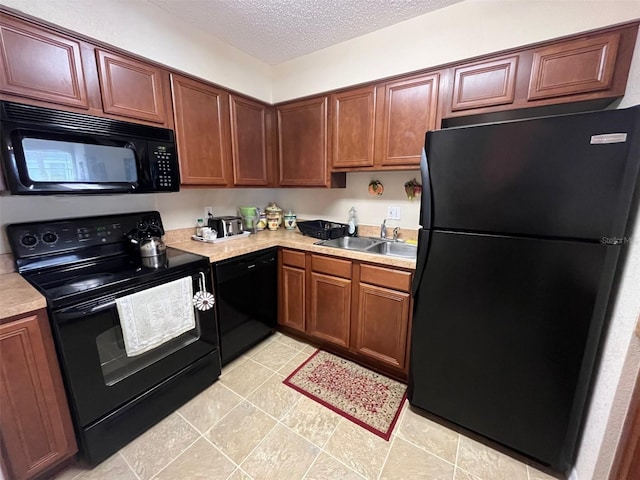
408, 105, 640, 474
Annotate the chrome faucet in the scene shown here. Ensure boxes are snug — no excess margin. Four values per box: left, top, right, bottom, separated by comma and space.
380, 219, 387, 239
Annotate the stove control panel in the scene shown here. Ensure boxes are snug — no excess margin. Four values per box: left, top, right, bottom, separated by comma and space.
7, 211, 165, 259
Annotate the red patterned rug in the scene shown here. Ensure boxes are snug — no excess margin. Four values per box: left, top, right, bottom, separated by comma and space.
283, 350, 407, 440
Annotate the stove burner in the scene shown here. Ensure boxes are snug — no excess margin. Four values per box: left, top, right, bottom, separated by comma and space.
65, 273, 115, 291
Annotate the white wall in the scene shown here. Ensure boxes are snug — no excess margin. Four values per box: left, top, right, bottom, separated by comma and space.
575, 29, 640, 479
272, 0, 640, 102
1, 1, 640, 479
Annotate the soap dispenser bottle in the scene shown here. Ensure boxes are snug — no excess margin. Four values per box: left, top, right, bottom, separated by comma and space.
347, 207, 358, 237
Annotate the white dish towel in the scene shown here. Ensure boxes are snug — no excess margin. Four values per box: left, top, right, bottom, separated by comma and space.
116, 276, 195, 357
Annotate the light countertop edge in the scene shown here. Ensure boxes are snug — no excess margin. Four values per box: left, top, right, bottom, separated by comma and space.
0, 230, 416, 320
0, 273, 47, 320
167, 229, 417, 270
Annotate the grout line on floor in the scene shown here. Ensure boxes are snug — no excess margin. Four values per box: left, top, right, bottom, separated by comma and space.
175, 409, 208, 436
313, 434, 369, 480
146, 432, 201, 480
388, 429, 458, 469
220, 358, 277, 398
376, 429, 397, 480
249, 346, 305, 375
201, 433, 244, 472
300, 453, 321, 480
455, 465, 485, 480
272, 335, 311, 352
235, 421, 281, 472
237, 465, 256, 480
118, 451, 142, 480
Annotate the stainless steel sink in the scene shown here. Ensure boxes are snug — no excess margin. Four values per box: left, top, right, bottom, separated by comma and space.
366, 241, 418, 259
317, 236, 417, 259
319, 236, 382, 250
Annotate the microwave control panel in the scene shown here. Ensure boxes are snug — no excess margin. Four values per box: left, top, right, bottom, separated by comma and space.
149, 143, 179, 191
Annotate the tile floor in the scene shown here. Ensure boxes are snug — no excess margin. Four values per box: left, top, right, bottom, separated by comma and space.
52, 333, 560, 480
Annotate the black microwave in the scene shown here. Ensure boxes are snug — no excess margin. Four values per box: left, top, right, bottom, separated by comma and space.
0, 101, 180, 195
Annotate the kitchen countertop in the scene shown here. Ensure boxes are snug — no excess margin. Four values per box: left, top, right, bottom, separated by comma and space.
167, 229, 417, 270
0, 272, 47, 320
0, 230, 416, 321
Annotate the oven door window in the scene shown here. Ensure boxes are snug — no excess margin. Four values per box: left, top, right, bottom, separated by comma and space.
22, 137, 137, 183
96, 323, 201, 386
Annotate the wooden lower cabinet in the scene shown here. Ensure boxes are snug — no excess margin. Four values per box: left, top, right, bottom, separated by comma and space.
308, 272, 351, 348
0, 309, 77, 480
354, 283, 410, 370
280, 264, 306, 332
278, 249, 413, 379
279, 249, 306, 333
354, 264, 413, 371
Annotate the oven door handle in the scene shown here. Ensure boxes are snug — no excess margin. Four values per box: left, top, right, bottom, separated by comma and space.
56, 299, 117, 321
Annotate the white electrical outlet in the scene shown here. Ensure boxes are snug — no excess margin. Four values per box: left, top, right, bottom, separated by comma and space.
204, 206, 214, 219
387, 206, 401, 220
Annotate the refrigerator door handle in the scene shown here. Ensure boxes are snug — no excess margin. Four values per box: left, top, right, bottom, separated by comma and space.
413, 144, 434, 297
419, 146, 433, 229
411, 230, 430, 297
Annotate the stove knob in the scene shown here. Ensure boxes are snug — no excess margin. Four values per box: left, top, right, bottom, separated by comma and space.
21, 234, 38, 247
42, 232, 58, 244
137, 219, 149, 231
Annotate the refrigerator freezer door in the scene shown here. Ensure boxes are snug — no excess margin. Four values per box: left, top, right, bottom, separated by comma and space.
408, 230, 620, 471
424, 106, 640, 240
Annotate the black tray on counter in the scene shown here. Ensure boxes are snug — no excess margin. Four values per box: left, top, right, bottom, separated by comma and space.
297, 220, 349, 240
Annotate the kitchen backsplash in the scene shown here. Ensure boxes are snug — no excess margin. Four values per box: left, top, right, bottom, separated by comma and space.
0, 171, 420, 255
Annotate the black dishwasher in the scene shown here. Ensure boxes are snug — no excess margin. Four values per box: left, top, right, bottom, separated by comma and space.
213, 248, 277, 365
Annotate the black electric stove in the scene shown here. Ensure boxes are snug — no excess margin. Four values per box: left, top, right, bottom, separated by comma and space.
8, 211, 209, 304
20, 245, 209, 308
6, 211, 221, 466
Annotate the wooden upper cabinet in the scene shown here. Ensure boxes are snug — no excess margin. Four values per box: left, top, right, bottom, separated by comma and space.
376, 73, 439, 167
171, 74, 232, 186
331, 86, 376, 168
229, 95, 271, 186
277, 96, 329, 187
528, 32, 620, 100
96, 49, 168, 124
0, 17, 88, 109
0, 310, 77, 480
451, 56, 518, 111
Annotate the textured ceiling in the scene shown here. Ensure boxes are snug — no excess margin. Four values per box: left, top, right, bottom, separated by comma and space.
148, 0, 464, 65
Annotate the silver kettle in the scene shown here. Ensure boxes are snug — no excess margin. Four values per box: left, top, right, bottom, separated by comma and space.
131, 235, 167, 268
